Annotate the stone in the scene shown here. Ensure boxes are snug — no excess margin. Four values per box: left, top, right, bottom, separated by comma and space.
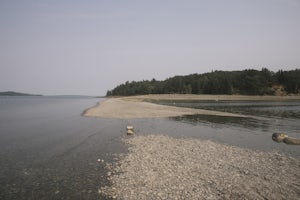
127, 126, 134, 130
127, 129, 134, 135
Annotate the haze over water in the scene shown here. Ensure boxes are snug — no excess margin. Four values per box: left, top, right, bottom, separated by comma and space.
1, 1, 299, 96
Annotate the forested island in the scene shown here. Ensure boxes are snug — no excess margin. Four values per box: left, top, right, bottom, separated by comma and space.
0, 91, 42, 96
107, 68, 300, 96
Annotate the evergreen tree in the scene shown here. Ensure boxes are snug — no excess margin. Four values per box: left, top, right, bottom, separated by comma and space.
106, 68, 300, 96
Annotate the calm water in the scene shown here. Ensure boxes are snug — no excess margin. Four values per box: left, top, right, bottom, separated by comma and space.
0, 97, 299, 200
146, 99, 300, 156
0, 96, 127, 200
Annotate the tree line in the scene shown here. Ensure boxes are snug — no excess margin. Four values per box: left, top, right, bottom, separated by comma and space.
106, 68, 300, 96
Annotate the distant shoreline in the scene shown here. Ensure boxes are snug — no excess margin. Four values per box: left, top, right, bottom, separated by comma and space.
0, 91, 43, 96
120, 94, 300, 102
82, 94, 300, 119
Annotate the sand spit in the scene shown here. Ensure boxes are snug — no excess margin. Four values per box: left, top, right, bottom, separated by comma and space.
100, 135, 300, 200
83, 97, 246, 119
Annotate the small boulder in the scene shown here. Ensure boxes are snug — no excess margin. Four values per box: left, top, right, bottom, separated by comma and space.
127, 129, 134, 135
126, 125, 135, 135
127, 126, 134, 130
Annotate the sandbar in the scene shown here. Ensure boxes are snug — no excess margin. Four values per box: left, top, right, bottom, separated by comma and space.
83, 96, 247, 119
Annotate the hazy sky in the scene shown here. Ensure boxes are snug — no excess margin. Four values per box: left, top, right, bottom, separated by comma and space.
1, 0, 299, 95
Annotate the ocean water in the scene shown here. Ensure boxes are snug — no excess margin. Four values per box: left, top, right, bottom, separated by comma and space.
0, 96, 299, 200
0, 96, 127, 200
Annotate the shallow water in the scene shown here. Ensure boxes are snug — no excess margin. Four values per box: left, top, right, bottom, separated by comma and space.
153, 99, 300, 118
0, 96, 127, 200
144, 100, 300, 156
0, 97, 299, 200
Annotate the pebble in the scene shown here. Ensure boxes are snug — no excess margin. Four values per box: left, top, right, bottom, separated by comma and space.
100, 135, 300, 199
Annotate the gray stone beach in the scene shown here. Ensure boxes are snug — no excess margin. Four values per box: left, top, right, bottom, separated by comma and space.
100, 135, 300, 200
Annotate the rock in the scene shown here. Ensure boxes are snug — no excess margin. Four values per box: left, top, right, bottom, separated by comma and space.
127, 126, 134, 130
127, 129, 134, 135
126, 125, 135, 135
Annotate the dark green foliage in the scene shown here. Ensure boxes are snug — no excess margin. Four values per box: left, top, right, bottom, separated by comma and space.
107, 68, 300, 96
275, 69, 300, 94
238, 69, 273, 95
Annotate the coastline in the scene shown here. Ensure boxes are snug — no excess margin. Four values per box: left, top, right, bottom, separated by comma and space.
83, 98, 247, 119
83, 94, 300, 119
83, 95, 300, 199
83, 95, 256, 119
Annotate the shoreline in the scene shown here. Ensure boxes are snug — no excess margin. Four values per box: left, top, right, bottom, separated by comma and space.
100, 135, 300, 199
87, 95, 300, 198
123, 94, 300, 101
83, 94, 300, 119
83, 97, 248, 119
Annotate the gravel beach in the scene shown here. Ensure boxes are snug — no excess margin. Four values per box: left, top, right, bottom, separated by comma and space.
100, 135, 300, 200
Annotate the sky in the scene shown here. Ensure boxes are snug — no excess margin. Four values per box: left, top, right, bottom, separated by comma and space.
0, 0, 300, 96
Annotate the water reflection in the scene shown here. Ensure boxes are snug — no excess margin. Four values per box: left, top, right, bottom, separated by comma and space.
154, 99, 300, 136
0, 97, 124, 200
153, 100, 300, 119
171, 114, 270, 131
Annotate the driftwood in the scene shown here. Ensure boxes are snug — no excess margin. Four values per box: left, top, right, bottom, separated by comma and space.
272, 133, 300, 145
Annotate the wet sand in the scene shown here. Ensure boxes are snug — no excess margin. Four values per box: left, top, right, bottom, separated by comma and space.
100, 135, 300, 199
83, 97, 248, 119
